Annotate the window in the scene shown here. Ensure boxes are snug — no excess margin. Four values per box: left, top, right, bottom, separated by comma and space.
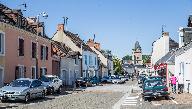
41, 45, 48, 60
40, 67, 47, 77
75, 56, 78, 65
31, 67, 36, 79
89, 55, 93, 65
0, 32, 5, 55
32, 42, 37, 58
95, 57, 97, 65
18, 38, 24, 56
15, 66, 26, 79
84, 55, 87, 65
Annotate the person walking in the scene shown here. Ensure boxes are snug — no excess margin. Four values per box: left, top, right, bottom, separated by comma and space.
177, 73, 184, 94
170, 74, 177, 94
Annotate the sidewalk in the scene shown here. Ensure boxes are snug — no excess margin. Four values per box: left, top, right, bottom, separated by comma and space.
170, 92, 192, 104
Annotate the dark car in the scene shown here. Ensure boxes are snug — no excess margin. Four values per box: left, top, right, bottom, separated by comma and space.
90, 76, 99, 85
138, 75, 146, 84
75, 77, 87, 87
142, 79, 169, 101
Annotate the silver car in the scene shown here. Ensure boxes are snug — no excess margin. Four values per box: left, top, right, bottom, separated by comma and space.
0, 78, 46, 103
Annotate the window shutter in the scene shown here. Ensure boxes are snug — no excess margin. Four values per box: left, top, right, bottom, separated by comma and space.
41, 45, 43, 60
46, 46, 48, 60
45, 68, 47, 75
40, 68, 42, 77
15, 66, 19, 79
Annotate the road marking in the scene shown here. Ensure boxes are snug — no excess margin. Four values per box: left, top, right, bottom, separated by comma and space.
122, 96, 138, 106
151, 102, 161, 106
171, 99, 178, 104
140, 98, 142, 102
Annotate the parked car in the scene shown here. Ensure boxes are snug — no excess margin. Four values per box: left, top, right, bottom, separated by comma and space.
84, 77, 93, 87
119, 76, 129, 81
138, 75, 146, 84
75, 77, 87, 87
142, 79, 169, 101
0, 78, 46, 103
90, 76, 99, 85
101, 76, 112, 83
39, 75, 63, 95
111, 76, 125, 84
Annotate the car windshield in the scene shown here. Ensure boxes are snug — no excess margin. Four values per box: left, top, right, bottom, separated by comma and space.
145, 80, 163, 87
40, 76, 55, 82
10, 80, 31, 87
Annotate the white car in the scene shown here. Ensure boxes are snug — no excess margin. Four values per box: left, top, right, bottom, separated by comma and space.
40, 75, 63, 95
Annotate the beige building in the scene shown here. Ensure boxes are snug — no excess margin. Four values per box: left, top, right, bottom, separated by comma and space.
132, 41, 143, 65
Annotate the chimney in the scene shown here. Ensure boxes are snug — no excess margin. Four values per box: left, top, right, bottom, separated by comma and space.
94, 42, 101, 50
162, 32, 169, 36
87, 39, 94, 47
57, 24, 64, 31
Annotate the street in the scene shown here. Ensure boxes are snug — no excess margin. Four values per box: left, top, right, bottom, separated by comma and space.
0, 80, 192, 109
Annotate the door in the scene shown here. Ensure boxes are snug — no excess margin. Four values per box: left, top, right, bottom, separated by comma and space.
60, 70, 67, 86
0, 68, 3, 87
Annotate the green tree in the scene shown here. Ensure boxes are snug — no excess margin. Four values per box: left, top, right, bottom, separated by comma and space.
122, 55, 132, 60
142, 55, 151, 65
113, 56, 123, 75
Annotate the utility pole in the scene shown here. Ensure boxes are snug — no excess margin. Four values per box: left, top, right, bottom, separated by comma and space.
62, 17, 68, 30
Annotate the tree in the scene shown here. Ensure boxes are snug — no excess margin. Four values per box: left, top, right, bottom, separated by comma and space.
113, 56, 123, 75
122, 55, 132, 60
142, 55, 151, 65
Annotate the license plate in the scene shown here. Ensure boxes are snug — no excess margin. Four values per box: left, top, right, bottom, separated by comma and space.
6, 94, 12, 97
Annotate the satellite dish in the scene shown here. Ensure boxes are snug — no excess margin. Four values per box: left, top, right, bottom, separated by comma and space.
42, 12, 48, 19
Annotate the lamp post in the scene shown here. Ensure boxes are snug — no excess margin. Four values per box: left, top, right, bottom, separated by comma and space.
35, 12, 48, 79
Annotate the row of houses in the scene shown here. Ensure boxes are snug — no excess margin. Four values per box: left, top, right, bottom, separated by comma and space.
151, 15, 192, 93
0, 3, 113, 87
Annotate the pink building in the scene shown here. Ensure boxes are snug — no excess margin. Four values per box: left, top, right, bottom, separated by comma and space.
0, 4, 52, 85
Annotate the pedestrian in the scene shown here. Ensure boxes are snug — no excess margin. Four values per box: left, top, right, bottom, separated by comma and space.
170, 74, 177, 94
177, 73, 184, 94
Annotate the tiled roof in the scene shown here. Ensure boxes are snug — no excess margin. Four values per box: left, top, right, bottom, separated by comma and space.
169, 38, 179, 50
64, 31, 95, 53
0, 3, 49, 39
156, 50, 175, 65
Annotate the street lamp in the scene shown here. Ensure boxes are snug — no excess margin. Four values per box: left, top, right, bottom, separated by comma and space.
35, 12, 48, 79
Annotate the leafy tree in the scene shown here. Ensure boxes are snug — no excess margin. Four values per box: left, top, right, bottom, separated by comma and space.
142, 55, 151, 65
122, 55, 132, 60
113, 56, 123, 75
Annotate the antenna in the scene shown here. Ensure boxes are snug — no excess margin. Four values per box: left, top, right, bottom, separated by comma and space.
162, 25, 166, 35
18, 3, 27, 11
93, 34, 96, 41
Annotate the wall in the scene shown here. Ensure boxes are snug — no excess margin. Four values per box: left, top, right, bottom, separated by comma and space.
151, 33, 169, 66
60, 57, 81, 85
82, 50, 98, 78
175, 47, 192, 93
1, 22, 52, 83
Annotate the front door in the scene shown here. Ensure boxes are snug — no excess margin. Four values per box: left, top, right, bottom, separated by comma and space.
0, 68, 3, 87
60, 70, 67, 86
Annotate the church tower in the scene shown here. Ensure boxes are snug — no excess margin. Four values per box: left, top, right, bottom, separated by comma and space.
132, 41, 143, 65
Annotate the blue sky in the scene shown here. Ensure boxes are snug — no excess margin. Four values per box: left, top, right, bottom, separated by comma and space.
2, 0, 192, 58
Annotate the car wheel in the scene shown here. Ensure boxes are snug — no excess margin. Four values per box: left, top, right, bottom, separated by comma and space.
24, 94, 30, 103
41, 91, 45, 98
57, 86, 62, 94
50, 87, 54, 95
165, 96, 169, 100
1, 100, 6, 103
143, 97, 148, 101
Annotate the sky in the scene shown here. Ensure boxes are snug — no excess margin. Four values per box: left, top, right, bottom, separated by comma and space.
2, 0, 192, 58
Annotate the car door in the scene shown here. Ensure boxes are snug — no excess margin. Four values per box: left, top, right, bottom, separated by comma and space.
30, 80, 38, 98
36, 80, 43, 96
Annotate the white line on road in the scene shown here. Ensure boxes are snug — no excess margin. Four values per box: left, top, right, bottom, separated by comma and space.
151, 102, 161, 106
140, 98, 142, 102
125, 96, 139, 99
122, 103, 137, 106
123, 101, 137, 104
124, 99, 137, 102
171, 99, 178, 104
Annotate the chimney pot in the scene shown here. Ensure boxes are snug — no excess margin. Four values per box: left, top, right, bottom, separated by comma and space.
57, 24, 64, 31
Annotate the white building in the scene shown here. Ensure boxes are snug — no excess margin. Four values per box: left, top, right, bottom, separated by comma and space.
52, 24, 99, 79
175, 17, 192, 93
151, 32, 178, 72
